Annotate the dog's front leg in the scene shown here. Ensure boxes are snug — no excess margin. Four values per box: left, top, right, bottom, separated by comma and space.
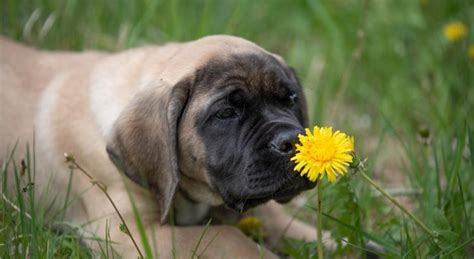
110, 222, 278, 259
251, 201, 336, 251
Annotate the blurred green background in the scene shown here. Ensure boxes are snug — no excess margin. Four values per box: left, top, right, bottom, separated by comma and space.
1, 0, 473, 258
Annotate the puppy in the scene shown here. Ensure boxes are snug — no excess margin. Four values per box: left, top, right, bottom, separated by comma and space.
0, 35, 333, 258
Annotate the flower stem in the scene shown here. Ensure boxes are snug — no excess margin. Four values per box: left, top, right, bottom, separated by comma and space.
64, 154, 144, 258
317, 181, 324, 259
358, 169, 433, 236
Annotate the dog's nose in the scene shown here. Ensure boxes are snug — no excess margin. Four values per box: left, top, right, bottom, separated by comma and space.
270, 130, 300, 156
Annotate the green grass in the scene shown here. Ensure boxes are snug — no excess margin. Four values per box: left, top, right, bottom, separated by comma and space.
1, 0, 474, 258
1, 146, 95, 258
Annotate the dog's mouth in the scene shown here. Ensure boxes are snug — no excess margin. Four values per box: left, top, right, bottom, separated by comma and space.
224, 174, 316, 212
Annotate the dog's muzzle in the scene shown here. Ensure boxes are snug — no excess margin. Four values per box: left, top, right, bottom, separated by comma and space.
225, 127, 316, 212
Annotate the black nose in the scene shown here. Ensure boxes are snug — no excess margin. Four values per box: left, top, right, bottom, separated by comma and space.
270, 130, 300, 156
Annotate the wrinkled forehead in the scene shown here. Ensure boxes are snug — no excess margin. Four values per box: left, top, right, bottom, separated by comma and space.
192, 53, 297, 100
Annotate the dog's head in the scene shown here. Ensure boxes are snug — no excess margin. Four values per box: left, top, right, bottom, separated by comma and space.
106, 36, 316, 222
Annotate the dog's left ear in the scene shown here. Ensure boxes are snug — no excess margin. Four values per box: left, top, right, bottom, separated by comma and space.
106, 79, 190, 223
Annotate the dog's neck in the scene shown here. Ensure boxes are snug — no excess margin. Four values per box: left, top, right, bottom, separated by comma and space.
179, 174, 223, 206
172, 174, 224, 225
173, 190, 210, 225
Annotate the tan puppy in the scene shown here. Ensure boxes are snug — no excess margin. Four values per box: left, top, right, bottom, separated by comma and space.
0, 35, 333, 258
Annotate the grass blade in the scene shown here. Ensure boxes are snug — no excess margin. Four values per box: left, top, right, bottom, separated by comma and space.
191, 218, 212, 258
315, 209, 398, 255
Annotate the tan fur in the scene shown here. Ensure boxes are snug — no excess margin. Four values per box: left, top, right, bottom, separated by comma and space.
0, 35, 331, 258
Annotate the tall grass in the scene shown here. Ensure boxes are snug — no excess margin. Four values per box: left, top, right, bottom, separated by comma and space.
1, 0, 473, 258
0, 146, 95, 258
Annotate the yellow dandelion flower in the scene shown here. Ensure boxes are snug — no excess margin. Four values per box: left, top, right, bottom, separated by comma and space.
469, 45, 474, 60
443, 21, 468, 41
291, 126, 354, 183
238, 216, 263, 237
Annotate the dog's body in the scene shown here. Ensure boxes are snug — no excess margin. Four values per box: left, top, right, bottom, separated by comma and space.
0, 35, 332, 258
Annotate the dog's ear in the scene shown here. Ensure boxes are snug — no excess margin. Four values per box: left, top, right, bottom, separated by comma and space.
106, 79, 190, 223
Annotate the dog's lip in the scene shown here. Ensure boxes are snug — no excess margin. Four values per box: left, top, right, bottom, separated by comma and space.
246, 186, 302, 200
227, 197, 269, 212
227, 192, 299, 212
225, 179, 315, 212
273, 189, 303, 203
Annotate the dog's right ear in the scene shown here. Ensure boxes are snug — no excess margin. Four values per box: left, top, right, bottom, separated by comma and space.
106, 79, 190, 223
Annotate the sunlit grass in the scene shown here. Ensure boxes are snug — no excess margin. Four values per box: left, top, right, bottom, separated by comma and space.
1, 0, 473, 258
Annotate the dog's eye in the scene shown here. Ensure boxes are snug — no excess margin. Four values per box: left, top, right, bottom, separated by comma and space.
215, 107, 238, 119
